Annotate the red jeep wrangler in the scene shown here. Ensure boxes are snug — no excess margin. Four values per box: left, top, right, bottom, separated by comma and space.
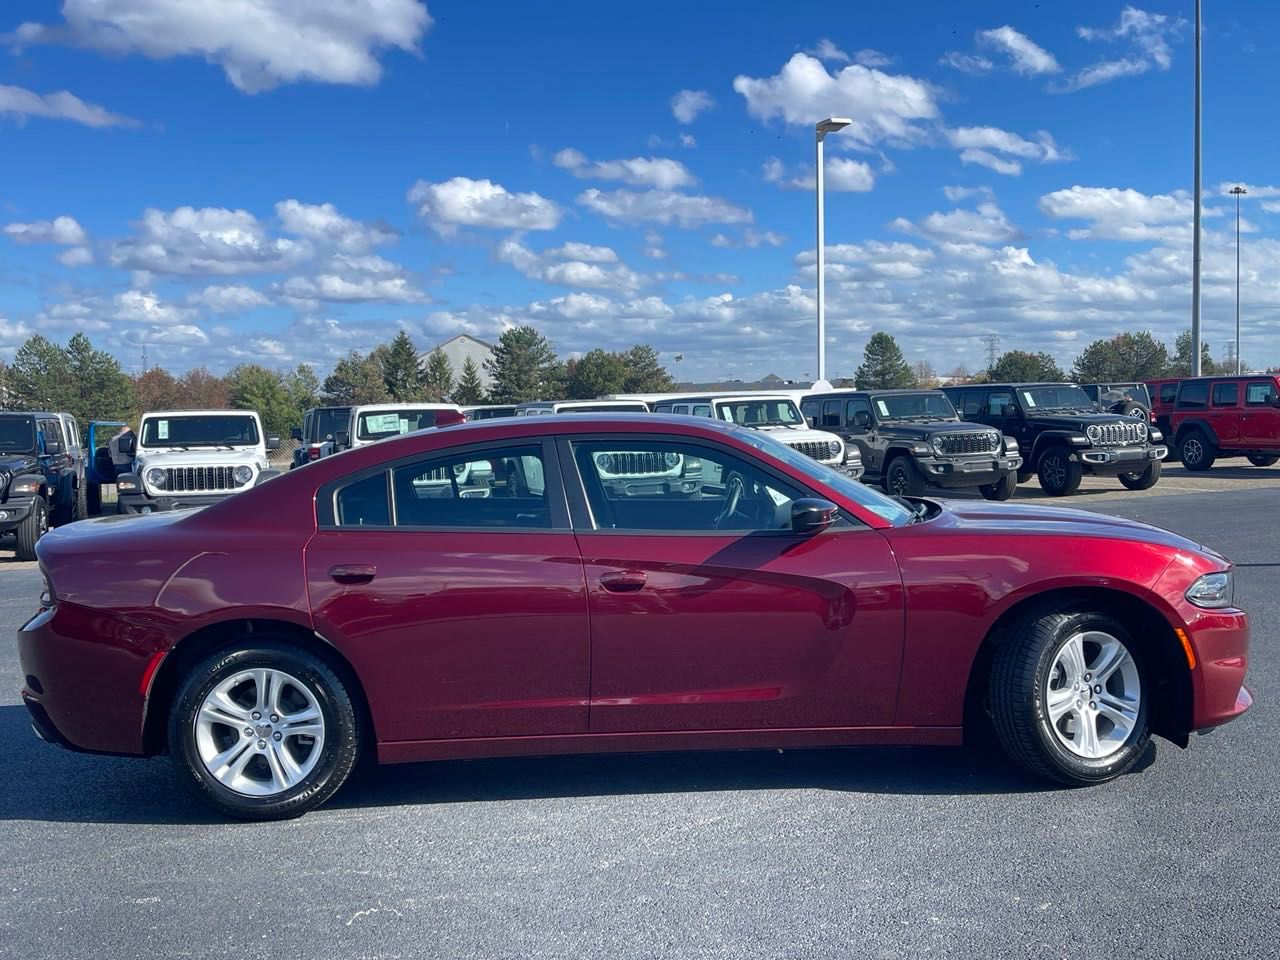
1170, 374, 1280, 471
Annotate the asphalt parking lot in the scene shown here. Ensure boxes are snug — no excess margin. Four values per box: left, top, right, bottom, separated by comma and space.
1, 467, 1277, 959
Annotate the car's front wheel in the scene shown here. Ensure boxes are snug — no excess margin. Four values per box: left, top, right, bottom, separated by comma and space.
884, 456, 926, 498
1118, 460, 1161, 490
1036, 446, 1083, 496
14, 497, 49, 561
169, 641, 361, 820
989, 609, 1150, 786
1247, 454, 1279, 467
1179, 429, 1216, 471
979, 472, 1017, 501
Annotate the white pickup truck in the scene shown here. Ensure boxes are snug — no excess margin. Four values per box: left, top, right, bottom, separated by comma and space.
115, 409, 280, 514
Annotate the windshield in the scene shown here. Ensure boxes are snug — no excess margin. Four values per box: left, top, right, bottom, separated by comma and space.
357, 409, 444, 440
717, 398, 805, 427
1019, 386, 1094, 411
140, 415, 259, 447
310, 408, 349, 442
0, 417, 37, 454
873, 393, 958, 420
557, 403, 649, 413
733, 428, 914, 526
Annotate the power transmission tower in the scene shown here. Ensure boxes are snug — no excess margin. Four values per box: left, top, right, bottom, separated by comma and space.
981, 334, 1000, 374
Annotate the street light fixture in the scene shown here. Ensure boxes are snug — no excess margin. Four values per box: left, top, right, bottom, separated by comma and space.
814, 117, 851, 390
1231, 185, 1246, 374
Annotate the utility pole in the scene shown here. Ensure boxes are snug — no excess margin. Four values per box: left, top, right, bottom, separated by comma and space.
1231, 185, 1246, 374
982, 334, 1000, 374
1191, 0, 1203, 376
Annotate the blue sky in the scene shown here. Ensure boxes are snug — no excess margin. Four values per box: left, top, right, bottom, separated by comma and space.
3, 1, 1278, 381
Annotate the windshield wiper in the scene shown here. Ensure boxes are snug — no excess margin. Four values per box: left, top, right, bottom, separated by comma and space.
891, 495, 929, 524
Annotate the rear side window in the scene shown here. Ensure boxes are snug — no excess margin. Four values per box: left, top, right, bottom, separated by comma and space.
800, 399, 819, 427
692, 404, 712, 418
335, 472, 391, 527
961, 392, 983, 418
392, 445, 550, 529
1246, 381, 1278, 406
846, 397, 871, 421
1177, 381, 1209, 409
1212, 383, 1238, 407
821, 399, 841, 428
653, 403, 673, 414
1159, 383, 1177, 403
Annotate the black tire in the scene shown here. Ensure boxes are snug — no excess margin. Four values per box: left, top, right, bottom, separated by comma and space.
14, 498, 48, 562
1016, 469, 1034, 485
979, 472, 1017, 501
1179, 429, 1216, 471
1118, 459, 1161, 490
1036, 446, 1083, 496
883, 456, 926, 498
51, 479, 84, 526
1247, 454, 1279, 467
86, 482, 102, 516
989, 609, 1150, 786
68, 479, 87, 523
169, 641, 361, 821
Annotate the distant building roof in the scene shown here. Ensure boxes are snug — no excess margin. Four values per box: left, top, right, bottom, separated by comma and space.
434, 333, 495, 351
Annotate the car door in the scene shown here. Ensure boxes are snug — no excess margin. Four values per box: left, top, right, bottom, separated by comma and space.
1242, 380, 1280, 447
841, 397, 878, 472
1209, 382, 1240, 446
560, 434, 904, 734
305, 438, 591, 743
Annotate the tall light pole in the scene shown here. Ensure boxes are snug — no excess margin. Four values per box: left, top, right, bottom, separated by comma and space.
1191, 0, 1203, 376
814, 117, 851, 390
1231, 185, 1246, 373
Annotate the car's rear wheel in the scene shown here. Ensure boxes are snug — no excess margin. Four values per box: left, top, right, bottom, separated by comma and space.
14, 498, 48, 562
989, 609, 1150, 785
169, 641, 361, 820
1036, 446, 1083, 496
1179, 429, 1216, 471
884, 456, 926, 498
979, 472, 1017, 501
1118, 460, 1161, 490
1247, 454, 1278, 467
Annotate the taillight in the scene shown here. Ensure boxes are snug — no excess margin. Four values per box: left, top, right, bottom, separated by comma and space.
308, 445, 322, 461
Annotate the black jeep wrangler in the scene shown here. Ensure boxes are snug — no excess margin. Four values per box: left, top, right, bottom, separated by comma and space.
0, 411, 87, 560
941, 382, 1167, 496
803, 389, 1022, 500
289, 405, 351, 469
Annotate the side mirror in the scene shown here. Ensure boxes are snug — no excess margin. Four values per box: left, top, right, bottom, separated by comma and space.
852, 411, 872, 430
119, 434, 137, 456
290, 427, 303, 441
44, 438, 63, 456
266, 433, 281, 451
1272, 396, 1280, 408
791, 497, 838, 535
335, 430, 350, 448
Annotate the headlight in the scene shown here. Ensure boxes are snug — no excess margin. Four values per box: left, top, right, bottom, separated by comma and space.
915, 443, 935, 455
1069, 434, 1090, 445
9, 475, 42, 495
1136, 421, 1148, 438
145, 467, 167, 489
664, 452, 681, 468
1086, 424, 1102, 443
1003, 436, 1019, 452
595, 453, 615, 473
1185, 571, 1235, 609
233, 465, 254, 485
827, 440, 841, 457
453, 462, 468, 476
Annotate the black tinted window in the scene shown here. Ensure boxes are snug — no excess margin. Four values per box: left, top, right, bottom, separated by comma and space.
1212, 383, 1238, 407
392, 445, 550, 529
572, 439, 805, 533
801, 399, 819, 427
336, 472, 391, 527
1159, 383, 1177, 403
1178, 381, 1209, 409
821, 400, 841, 428
0, 418, 36, 453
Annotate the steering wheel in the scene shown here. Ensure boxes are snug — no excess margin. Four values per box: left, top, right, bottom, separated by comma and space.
714, 473, 745, 530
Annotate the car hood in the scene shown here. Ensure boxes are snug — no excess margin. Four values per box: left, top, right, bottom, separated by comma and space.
922, 497, 1217, 558
753, 424, 840, 444
135, 448, 264, 467
877, 420, 991, 440
1024, 411, 1142, 431
0, 454, 37, 473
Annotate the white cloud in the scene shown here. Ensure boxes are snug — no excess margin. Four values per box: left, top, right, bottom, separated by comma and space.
4, 215, 87, 245
279, 274, 427, 303
679, 133, 696, 148
959, 150, 1022, 176
275, 199, 397, 252
945, 127, 1071, 176
1038, 186, 1198, 241
894, 202, 1021, 245
943, 185, 996, 203
1059, 6, 1183, 93
642, 231, 667, 259
852, 49, 893, 68
795, 240, 935, 280
496, 238, 644, 293
762, 155, 874, 191
806, 39, 849, 62
670, 89, 714, 124
977, 26, 1060, 75
733, 54, 938, 148
577, 188, 752, 228
188, 284, 271, 312
58, 247, 94, 267
123, 323, 211, 347
0, 84, 138, 128
407, 177, 562, 234
710, 229, 787, 249
114, 289, 196, 324
110, 206, 305, 275
552, 148, 696, 189
1217, 183, 1280, 199
939, 51, 993, 75
14, 0, 431, 94
544, 241, 618, 263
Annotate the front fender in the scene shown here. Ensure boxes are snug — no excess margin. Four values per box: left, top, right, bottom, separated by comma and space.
1030, 430, 1085, 464
1174, 418, 1218, 446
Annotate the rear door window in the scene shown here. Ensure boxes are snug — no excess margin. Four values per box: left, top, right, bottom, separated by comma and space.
821, 400, 842, 428
1177, 381, 1209, 409
1159, 383, 1177, 403
1212, 382, 1238, 407
1245, 381, 1278, 406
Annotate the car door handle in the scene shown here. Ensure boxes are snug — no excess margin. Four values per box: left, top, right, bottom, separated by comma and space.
600, 570, 647, 592
329, 563, 376, 585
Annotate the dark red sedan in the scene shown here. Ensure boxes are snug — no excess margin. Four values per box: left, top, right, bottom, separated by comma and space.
19, 414, 1251, 819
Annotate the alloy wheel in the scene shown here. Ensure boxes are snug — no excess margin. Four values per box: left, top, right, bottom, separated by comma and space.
1183, 438, 1203, 465
1044, 630, 1141, 760
193, 668, 326, 797
1042, 456, 1065, 487
888, 465, 908, 496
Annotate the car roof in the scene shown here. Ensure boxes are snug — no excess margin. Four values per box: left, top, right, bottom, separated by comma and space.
140, 409, 259, 417
657, 394, 792, 403
807, 388, 945, 397
0, 410, 60, 418
1178, 374, 1278, 382
954, 382, 1078, 389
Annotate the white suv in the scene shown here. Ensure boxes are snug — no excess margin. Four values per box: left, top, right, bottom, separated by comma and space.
116, 410, 279, 514
652, 394, 863, 478
341, 403, 463, 450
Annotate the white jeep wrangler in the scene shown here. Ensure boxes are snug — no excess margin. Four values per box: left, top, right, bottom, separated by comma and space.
115, 410, 280, 514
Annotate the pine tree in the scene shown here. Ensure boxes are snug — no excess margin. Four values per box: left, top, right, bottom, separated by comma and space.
381, 331, 422, 401
322, 351, 391, 405
854, 332, 916, 389
8, 334, 72, 411
485, 326, 560, 403
453, 356, 486, 405
567, 349, 628, 399
621, 344, 674, 392
1167, 331, 1220, 377
989, 350, 1066, 382
422, 348, 455, 402
63, 332, 135, 430
225, 364, 294, 436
